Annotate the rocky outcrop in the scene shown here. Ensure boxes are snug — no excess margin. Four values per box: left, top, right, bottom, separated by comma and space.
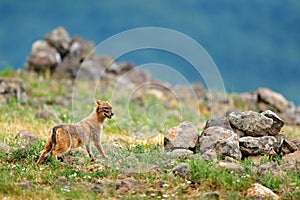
0, 78, 27, 104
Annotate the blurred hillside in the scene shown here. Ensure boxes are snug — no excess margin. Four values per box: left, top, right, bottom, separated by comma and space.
0, 0, 299, 104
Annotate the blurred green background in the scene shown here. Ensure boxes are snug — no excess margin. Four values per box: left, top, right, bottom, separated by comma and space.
0, 0, 299, 104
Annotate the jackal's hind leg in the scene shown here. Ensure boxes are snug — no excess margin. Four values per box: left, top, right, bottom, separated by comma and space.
36, 137, 53, 164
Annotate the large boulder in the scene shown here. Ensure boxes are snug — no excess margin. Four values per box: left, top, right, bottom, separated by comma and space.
228, 110, 284, 137
239, 136, 282, 156
164, 121, 199, 152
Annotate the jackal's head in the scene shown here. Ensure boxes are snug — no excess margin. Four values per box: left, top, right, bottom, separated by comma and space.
95, 99, 114, 119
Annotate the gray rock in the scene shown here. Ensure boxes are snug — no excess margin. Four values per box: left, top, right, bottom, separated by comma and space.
281, 150, 300, 172
218, 161, 243, 173
76, 55, 109, 80
201, 191, 220, 200
44, 26, 71, 56
228, 110, 282, 137
164, 121, 199, 151
0, 78, 27, 103
261, 110, 284, 136
281, 136, 300, 154
72, 35, 95, 60
55, 177, 69, 186
17, 130, 37, 142
239, 136, 280, 156
200, 149, 218, 162
55, 41, 81, 77
0, 142, 10, 154
203, 117, 232, 130
257, 162, 285, 177
172, 163, 191, 179
199, 126, 242, 160
257, 87, 293, 113
167, 149, 194, 158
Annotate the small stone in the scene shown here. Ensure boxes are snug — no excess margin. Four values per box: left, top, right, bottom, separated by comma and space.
200, 149, 218, 162
172, 163, 191, 179
246, 183, 279, 200
167, 149, 194, 158
218, 161, 243, 173
0, 142, 10, 154
17, 130, 37, 142
55, 177, 69, 186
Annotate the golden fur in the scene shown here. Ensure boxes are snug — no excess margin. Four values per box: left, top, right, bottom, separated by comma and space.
37, 99, 114, 164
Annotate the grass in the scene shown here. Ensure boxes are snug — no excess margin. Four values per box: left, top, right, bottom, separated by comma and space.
0, 69, 300, 199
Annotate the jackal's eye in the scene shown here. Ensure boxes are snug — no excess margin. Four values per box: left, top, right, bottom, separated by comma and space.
102, 107, 111, 111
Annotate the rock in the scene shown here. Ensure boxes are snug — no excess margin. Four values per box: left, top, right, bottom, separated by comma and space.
55, 177, 69, 186
281, 136, 300, 154
261, 110, 284, 136
0, 78, 27, 103
167, 149, 194, 158
246, 183, 279, 200
199, 126, 242, 160
257, 87, 293, 113
172, 163, 191, 179
44, 26, 71, 56
17, 130, 37, 142
26, 40, 61, 72
257, 162, 285, 177
17, 180, 32, 190
0, 142, 10, 154
239, 136, 280, 156
77, 55, 109, 80
281, 150, 300, 171
35, 111, 53, 121
203, 117, 233, 130
200, 191, 220, 200
164, 121, 199, 151
218, 161, 243, 173
72, 35, 95, 60
106, 61, 134, 75
55, 41, 81, 77
228, 110, 282, 137
200, 149, 218, 162
125, 67, 152, 85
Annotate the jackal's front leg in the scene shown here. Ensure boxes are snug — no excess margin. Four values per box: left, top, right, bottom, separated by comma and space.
93, 134, 106, 158
85, 142, 95, 160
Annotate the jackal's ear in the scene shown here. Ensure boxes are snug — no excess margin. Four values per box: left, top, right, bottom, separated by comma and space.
94, 99, 102, 105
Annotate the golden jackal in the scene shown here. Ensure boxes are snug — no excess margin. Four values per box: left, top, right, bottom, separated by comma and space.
37, 99, 114, 164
